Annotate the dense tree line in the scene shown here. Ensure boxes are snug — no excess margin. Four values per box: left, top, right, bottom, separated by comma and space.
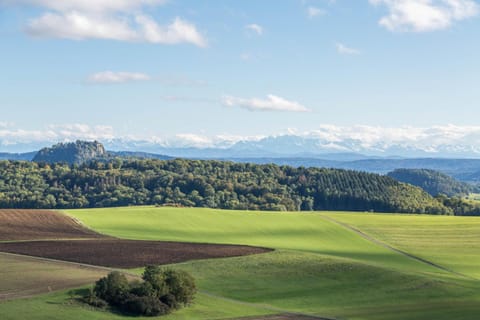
0, 159, 452, 214
436, 195, 480, 216
388, 168, 475, 197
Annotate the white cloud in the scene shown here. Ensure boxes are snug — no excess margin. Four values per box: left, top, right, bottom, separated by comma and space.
26, 13, 207, 46
4, 0, 167, 13
26, 12, 138, 41
135, 15, 207, 47
8, 0, 207, 46
299, 124, 480, 155
0, 122, 14, 128
5, 124, 480, 156
0, 124, 115, 145
245, 23, 263, 35
88, 71, 151, 84
336, 42, 361, 55
307, 6, 326, 18
222, 94, 310, 112
370, 0, 479, 32
165, 124, 480, 155
168, 133, 264, 148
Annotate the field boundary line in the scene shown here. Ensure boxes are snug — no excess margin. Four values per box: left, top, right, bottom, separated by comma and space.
319, 214, 477, 281
60, 210, 117, 239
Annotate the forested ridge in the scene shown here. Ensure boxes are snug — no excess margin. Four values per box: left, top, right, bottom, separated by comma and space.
0, 159, 451, 214
387, 168, 475, 197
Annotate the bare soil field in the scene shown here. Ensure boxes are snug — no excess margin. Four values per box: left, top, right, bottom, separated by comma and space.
0, 252, 108, 301
0, 240, 272, 268
0, 210, 104, 241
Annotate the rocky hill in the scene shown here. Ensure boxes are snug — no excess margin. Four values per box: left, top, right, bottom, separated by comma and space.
33, 141, 108, 165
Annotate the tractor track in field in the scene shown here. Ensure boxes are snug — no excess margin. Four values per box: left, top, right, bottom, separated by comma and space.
319, 214, 478, 281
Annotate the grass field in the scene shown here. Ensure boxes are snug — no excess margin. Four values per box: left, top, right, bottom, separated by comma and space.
65, 207, 454, 277
0, 253, 108, 301
1, 206, 480, 319
0, 289, 274, 320
325, 212, 480, 279
63, 206, 480, 319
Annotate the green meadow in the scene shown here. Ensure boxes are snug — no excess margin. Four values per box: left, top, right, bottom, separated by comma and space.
66, 207, 455, 277
326, 212, 480, 279
1, 206, 480, 319
0, 290, 273, 320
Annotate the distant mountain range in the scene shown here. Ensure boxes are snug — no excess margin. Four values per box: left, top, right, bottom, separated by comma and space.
0, 152, 37, 161
5, 132, 480, 158
2, 139, 480, 183
98, 135, 480, 159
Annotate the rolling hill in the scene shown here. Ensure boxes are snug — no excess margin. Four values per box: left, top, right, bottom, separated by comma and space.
387, 168, 475, 197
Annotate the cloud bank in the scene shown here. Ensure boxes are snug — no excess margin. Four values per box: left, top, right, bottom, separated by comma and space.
4, 124, 480, 157
222, 95, 310, 112
88, 71, 151, 83
370, 0, 479, 32
6, 0, 207, 46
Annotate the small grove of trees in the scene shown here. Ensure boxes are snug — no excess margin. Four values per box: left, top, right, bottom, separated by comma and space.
436, 195, 480, 216
83, 266, 196, 316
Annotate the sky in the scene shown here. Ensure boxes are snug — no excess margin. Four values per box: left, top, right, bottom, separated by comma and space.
1, 0, 480, 151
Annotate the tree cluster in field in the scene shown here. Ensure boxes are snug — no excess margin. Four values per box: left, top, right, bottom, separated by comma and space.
435, 195, 480, 216
84, 266, 196, 316
387, 169, 476, 197
0, 158, 453, 214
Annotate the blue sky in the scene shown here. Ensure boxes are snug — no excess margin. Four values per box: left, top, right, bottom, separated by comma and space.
1, 0, 480, 151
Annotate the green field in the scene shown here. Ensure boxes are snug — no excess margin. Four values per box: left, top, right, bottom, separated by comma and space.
65, 207, 457, 277
0, 289, 273, 320
0, 253, 108, 301
1, 206, 480, 319
325, 212, 480, 279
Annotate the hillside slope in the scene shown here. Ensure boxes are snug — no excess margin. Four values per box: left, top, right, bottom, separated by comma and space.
388, 168, 474, 196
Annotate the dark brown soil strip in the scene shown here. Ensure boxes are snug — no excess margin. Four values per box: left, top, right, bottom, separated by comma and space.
0, 239, 272, 268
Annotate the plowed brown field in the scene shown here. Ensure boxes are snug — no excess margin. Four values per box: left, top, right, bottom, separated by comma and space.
0, 240, 272, 268
0, 252, 109, 301
0, 210, 104, 241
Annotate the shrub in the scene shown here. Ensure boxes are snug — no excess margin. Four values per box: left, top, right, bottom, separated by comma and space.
87, 267, 196, 317
83, 288, 108, 308
93, 271, 129, 306
122, 294, 170, 316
